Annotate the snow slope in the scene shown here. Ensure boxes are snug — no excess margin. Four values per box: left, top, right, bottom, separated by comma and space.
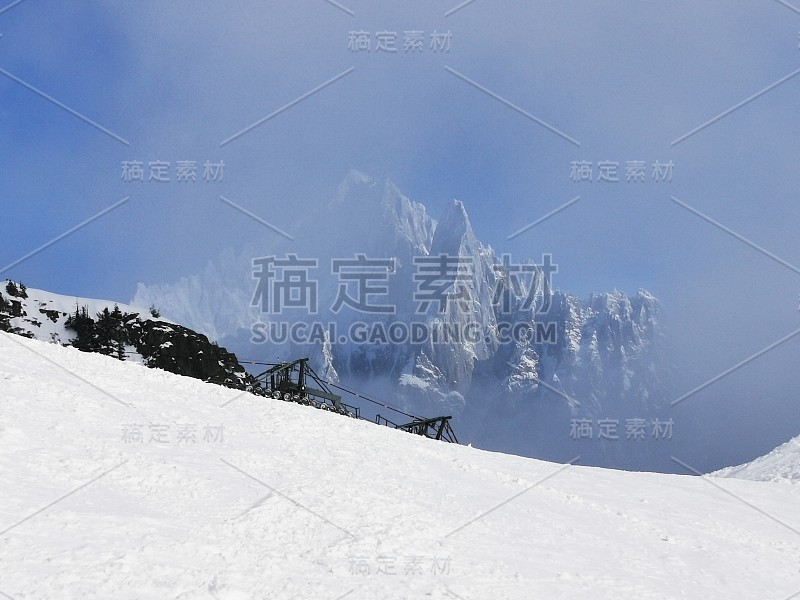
1, 332, 799, 599
713, 435, 800, 483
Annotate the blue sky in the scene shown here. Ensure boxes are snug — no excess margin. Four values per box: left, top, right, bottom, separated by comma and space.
2, 1, 800, 453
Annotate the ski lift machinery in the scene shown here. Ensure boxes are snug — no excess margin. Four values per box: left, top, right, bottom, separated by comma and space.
247, 358, 458, 444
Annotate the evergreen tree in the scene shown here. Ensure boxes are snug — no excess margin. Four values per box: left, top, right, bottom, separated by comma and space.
111, 304, 127, 360
65, 306, 97, 352
0, 294, 10, 333
95, 307, 114, 356
93, 305, 128, 360
64, 305, 128, 359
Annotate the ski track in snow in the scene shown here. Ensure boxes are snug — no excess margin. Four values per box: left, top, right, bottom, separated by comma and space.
1, 332, 799, 599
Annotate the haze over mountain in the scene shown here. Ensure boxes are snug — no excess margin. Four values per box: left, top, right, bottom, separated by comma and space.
134, 172, 677, 471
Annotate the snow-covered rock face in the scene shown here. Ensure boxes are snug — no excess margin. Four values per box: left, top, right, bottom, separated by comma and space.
330, 170, 436, 258
132, 172, 672, 460
529, 289, 668, 415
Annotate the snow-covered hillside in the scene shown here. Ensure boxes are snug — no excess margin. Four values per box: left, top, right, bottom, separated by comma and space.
713, 435, 800, 484
1, 332, 799, 599
0, 283, 165, 347
0, 282, 260, 392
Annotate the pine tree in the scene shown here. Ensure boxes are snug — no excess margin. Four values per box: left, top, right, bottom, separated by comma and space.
65, 306, 97, 352
0, 294, 10, 333
111, 304, 127, 360
95, 307, 114, 357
